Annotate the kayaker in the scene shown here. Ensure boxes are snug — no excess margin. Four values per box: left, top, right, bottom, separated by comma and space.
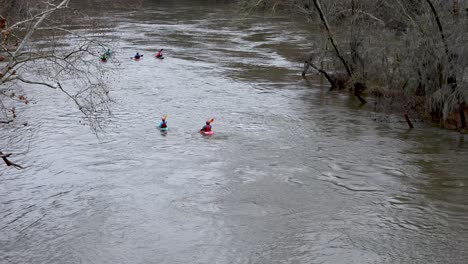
134, 52, 141, 59
105, 49, 112, 56
156, 49, 163, 58
200, 121, 212, 132
160, 117, 167, 128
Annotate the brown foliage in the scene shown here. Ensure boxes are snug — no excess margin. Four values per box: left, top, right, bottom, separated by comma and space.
247, 0, 468, 128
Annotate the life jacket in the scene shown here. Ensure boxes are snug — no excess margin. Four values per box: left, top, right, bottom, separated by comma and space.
204, 125, 211, 131
161, 121, 167, 128
156, 51, 162, 57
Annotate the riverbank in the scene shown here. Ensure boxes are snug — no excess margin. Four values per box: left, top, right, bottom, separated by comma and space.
241, 0, 468, 134
2, 3, 468, 263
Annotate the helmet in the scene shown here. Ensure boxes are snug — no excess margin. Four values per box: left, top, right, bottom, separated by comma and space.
206, 121, 210, 125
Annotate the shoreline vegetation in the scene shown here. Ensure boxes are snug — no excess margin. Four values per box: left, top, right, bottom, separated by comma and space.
240, 0, 468, 133
0, 0, 139, 168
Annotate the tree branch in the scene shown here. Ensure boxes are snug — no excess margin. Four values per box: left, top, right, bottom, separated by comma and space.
336, 9, 386, 26
1, 7, 60, 33
44, 26, 108, 50
311, 0, 353, 78
3, 0, 70, 75
0, 151, 24, 169
303, 59, 337, 87
425, 0, 450, 56
6, 75, 58, 89
56, 82, 88, 117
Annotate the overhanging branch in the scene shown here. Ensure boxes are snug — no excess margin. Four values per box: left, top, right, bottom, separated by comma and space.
0, 151, 24, 169
6, 75, 58, 89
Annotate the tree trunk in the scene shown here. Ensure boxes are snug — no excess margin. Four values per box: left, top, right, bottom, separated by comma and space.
425, 0, 457, 88
311, 0, 366, 104
351, 0, 356, 15
311, 0, 353, 78
453, 0, 460, 16
425, 0, 449, 54
460, 103, 466, 129
404, 113, 414, 129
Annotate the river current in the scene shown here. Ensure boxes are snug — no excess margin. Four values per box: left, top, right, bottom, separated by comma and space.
1, 2, 468, 263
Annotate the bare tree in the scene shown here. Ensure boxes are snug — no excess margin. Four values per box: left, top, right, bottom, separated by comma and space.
1, 0, 115, 168
242, 0, 468, 130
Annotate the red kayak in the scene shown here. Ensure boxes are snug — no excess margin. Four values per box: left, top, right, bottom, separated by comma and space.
200, 130, 214, 136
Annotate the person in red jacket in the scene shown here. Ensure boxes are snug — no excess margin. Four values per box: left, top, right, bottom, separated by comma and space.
200, 121, 211, 132
160, 118, 167, 128
155, 49, 163, 58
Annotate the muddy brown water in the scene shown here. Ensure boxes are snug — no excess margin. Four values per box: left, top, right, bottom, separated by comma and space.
1, 2, 468, 264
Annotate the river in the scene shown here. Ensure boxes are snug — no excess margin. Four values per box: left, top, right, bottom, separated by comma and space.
1, 2, 468, 263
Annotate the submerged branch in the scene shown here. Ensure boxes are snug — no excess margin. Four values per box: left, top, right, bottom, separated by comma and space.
303, 60, 337, 87
0, 151, 24, 169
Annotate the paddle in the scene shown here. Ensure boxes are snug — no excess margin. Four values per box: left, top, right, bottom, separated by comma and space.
130, 54, 144, 60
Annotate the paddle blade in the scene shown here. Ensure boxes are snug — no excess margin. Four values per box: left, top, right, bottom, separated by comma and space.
208, 118, 214, 123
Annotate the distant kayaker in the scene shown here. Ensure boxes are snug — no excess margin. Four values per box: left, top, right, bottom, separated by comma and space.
134, 52, 141, 59
160, 117, 167, 128
156, 49, 163, 58
200, 121, 212, 132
